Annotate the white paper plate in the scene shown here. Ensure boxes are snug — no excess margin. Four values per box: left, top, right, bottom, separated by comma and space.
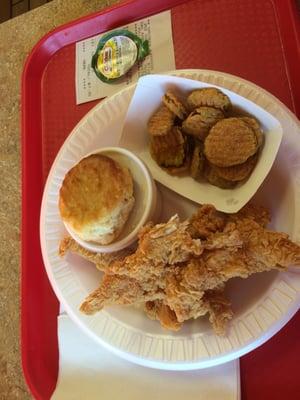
40, 70, 300, 370
120, 74, 282, 213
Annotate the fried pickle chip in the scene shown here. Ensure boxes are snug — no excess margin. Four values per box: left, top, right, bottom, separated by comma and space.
212, 153, 258, 182
241, 117, 264, 148
187, 88, 231, 112
148, 105, 175, 136
190, 142, 205, 180
182, 107, 224, 140
204, 118, 258, 167
163, 155, 190, 176
204, 163, 237, 189
162, 91, 188, 120
150, 126, 186, 167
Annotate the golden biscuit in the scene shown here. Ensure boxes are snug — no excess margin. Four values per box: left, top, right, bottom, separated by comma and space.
182, 107, 224, 140
212, 153, 258, 182
187, 88, 231, 112
59, 154, 134, 244
162, 91, 188, 120
148, 105, 175, 136
241, 117, 264, 148
204, 118, 258, 167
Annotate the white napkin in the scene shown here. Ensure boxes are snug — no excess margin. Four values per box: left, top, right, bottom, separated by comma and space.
51, 315, 240, 400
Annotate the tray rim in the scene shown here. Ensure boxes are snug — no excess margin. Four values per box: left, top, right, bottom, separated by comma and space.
21, 0, 300, 398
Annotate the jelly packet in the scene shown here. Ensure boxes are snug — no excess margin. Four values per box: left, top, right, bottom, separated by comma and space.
92, 29, 150, 83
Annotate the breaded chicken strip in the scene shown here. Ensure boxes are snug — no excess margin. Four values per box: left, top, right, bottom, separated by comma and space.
188, 203, 270, 239
109, 215, 203, 280
62, 204, 300, 335
144, 300, 182, 331
80, 274, 164, 315
80, 216, 203, 314
165, 218, 300, 322
202, 289, 234, 336
144, 288, 233, 335
59, 236, 132, 271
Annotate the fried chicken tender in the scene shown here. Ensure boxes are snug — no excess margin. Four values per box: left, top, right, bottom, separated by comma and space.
230, 203, 270, 227
188, 204, 227, 238
77, 204, 300, 336
144, 300, 182, 331
187, 88, 231, 112
224, 218, 300, 268
80, 274, 164, 314
202, 289, 233, 336
108, 215, 203, 280
144, 288, 233, 335
165, 216, 300, 323
188, 203, 270, 239
59, 236, 132, 271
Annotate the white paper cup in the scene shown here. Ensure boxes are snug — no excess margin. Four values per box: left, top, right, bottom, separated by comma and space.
120, 74, 283, 213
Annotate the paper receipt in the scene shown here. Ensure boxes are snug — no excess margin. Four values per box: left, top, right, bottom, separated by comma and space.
75, 11, 175, 104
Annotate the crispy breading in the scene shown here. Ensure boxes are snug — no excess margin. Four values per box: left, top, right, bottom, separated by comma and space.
148, 105, 175, 136
182, 107, 224, 139
162, 91, 188, 120
188, 204, 227, 239
76, 204, 300, 335
229, 203, 270, 227
204, 162, 237, 189
212, 153, 258, 182
59, 236, 132, 271
165, 217, 300, 323
80, 274, 164, 314
147, 89, 263, 187
163, 155, 191, 176
150, 126, 186, 167
108, 215, 203, 281
190, 142, 205, 180
144, 300, 182, 331
187, 88, 231, 112
224, 218, 300, 268
241, 117, 264, 148
144, 291, 232, 334
204, 118, 258, 167
204, 229, 243, 250
188, 203, 270, 239
202, 289, 233, 336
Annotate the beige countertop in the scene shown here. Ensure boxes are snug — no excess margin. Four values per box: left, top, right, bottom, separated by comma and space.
0, 0, 121, 397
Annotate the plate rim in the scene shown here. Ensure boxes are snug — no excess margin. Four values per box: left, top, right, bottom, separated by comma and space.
40, 69, 300, 370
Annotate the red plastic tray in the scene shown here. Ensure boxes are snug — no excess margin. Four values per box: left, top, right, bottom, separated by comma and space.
22, 0, 300, 398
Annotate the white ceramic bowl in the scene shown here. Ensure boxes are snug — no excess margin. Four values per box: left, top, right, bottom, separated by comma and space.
63, 147, 159, 253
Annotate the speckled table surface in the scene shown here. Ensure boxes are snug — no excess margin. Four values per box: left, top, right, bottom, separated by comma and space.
0, 0, 120, 398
